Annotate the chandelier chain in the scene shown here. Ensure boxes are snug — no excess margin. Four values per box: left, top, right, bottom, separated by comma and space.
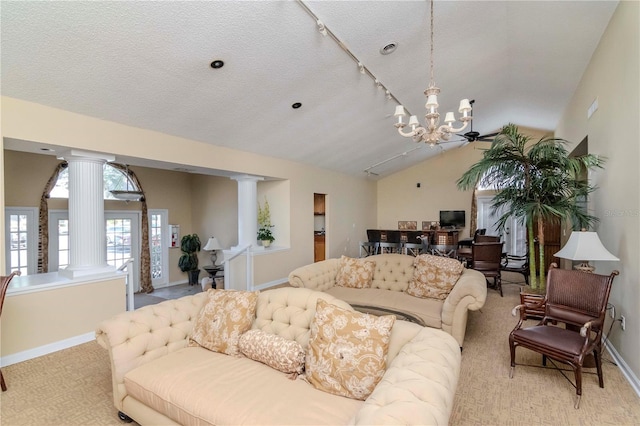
429, 0, 434, 87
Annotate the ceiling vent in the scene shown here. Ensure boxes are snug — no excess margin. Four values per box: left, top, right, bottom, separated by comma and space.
380, 42, 398, 55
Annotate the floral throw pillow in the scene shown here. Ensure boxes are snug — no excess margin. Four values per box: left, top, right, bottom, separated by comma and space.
189, 289, 259, 356
335, 255, 375, 289
239, 329, 305, 376
407, 254, 464, 300
305, 299, 395, 400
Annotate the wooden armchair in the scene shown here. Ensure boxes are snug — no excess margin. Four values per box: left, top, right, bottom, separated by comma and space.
509, 264, 619, 408
1, 271, 21, 391
471, 241, 504, 296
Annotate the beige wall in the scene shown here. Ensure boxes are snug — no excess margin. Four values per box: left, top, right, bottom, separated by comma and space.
555, 1, 639, 379
376, 127, 549, 238
0, 277, 125, 357
1, 97, 377, 288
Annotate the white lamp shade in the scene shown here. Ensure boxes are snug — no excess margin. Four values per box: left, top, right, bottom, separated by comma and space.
408, 115, 419, 127
203, 237, 223, 251
444, 112, 455, 123
394, 105, 406, 117
458, 99, 472, 113
554, 231, 619, 261
426, 95, 438, 108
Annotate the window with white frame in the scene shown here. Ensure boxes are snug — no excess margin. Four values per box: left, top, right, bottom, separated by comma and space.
4, 207, 38, 275
149, 210, 169, 287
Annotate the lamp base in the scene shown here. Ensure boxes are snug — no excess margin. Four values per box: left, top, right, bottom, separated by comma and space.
574, 262, 595, 273
210, 252, 218, 266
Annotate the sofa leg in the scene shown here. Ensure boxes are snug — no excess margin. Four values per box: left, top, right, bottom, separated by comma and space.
118, 411, 133, 423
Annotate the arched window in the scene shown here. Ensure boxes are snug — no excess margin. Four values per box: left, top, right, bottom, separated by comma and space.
49, 164, 141, 199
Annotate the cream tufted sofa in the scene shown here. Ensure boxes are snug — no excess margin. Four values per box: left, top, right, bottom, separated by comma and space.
96, 287, 461, 425
288, 254, 487, 347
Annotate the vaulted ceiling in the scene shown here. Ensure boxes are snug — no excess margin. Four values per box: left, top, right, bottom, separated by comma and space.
1, 1, 618, 178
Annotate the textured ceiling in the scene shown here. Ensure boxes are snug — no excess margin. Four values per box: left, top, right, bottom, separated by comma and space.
1, 1, 618, 178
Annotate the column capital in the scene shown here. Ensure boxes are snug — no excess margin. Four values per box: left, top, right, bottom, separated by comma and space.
57, 149, 115, 163
230, 174, 264, 183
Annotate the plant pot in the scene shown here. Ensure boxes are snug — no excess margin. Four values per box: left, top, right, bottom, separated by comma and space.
188, 269, 201, 286
261, 240, 271, 248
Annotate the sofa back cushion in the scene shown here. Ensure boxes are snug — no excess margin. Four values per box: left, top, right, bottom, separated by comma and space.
370, 254, 416, 291
407, 254, 464, 300
335, 255, 375, 288
189, 290, 259, 356
252, 287, 353, 349
306, 299, 395, 400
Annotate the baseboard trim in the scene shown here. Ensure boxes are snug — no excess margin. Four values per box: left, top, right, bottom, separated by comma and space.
605, 339, 640, 398
253, 277, 289, 291
1, 332, 95, 367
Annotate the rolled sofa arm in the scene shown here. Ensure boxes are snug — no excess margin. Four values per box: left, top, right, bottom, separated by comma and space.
352, 327, 461, 426
95, 292, 208, 410
441, 268, 487, 347
287, 258, 340, 292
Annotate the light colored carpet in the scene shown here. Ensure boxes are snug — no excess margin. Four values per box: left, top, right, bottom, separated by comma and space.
1, 274, 638, 425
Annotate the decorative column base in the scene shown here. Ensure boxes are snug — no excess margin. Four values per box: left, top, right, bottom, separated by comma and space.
59, 264, 116, 279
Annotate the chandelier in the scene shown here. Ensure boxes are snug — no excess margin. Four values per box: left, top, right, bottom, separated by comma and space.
394, 0, 472, 146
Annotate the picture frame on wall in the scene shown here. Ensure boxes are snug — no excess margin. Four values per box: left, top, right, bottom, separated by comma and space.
422, 221, 439, 231
398, 221, 417, 230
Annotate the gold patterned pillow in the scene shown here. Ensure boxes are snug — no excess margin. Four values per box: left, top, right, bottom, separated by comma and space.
239, 329, 305, 375
335, 255, 375, 289
189, 289, 259, 356
305, 299, 395, 400
407, 254, 464, 300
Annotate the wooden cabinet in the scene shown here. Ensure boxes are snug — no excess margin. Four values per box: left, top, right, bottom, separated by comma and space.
314, 193, 325, 215
314, 234, 325, 262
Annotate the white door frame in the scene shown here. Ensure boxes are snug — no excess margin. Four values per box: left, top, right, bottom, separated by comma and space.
476, 196, 526, 256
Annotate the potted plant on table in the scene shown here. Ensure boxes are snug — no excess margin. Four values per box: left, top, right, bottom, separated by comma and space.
178, 233, 201, 285
257, 197, 275, 247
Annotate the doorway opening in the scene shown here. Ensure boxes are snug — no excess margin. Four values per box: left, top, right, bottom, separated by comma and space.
314, 193, 326, 262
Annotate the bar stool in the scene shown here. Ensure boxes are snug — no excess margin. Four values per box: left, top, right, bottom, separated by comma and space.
359, 241, 379, 257
402, 242, 425, 256
379, 242, 402, 254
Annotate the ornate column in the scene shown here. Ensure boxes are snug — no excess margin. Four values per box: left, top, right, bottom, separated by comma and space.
231, 174, 264, 249
58, 149, 115, 278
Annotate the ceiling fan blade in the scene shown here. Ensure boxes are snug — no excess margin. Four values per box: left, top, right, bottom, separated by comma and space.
477, 131, 500, 142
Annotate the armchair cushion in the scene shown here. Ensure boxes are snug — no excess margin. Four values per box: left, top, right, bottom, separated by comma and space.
306, 299, 395, 400
335, 256, 375, 289
189, 290, 259, 356
407, 254, 464, 300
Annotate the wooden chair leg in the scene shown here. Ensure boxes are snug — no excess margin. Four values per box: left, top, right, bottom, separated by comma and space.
575, 365, 583, 409
1, 368, 7, 392
594, 349, 605, 388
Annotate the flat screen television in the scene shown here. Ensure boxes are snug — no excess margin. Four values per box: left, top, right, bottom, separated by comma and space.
439, 210, 465, 228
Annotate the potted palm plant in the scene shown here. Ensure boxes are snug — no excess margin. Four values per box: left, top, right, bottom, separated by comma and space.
457, 123, 603, 291
178, 233, 201, 285
257, 197, 275, 247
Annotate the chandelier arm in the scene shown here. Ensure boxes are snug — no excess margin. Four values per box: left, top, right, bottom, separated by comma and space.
441, 121, 470, 134
397, 126, 420, 138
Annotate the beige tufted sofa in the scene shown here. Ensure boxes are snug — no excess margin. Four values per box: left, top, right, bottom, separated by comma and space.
96, 287, 461, 425
288, 254, 487, 347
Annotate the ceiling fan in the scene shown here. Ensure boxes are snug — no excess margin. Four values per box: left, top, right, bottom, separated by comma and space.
456, 100, 499, 143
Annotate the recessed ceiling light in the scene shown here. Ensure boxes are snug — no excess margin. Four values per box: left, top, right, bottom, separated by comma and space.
292, 102, 302, 109
380, 42, 398, 55
210, 60, 224, 69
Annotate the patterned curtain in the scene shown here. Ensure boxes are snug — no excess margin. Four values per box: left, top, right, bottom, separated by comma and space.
469, 188, 478, 238
38, 162, 68, 273
109, 163, 153, 294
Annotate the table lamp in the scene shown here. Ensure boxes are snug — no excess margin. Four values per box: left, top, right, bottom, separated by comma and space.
554, 231, 618, 273
203, 237, 224, 265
